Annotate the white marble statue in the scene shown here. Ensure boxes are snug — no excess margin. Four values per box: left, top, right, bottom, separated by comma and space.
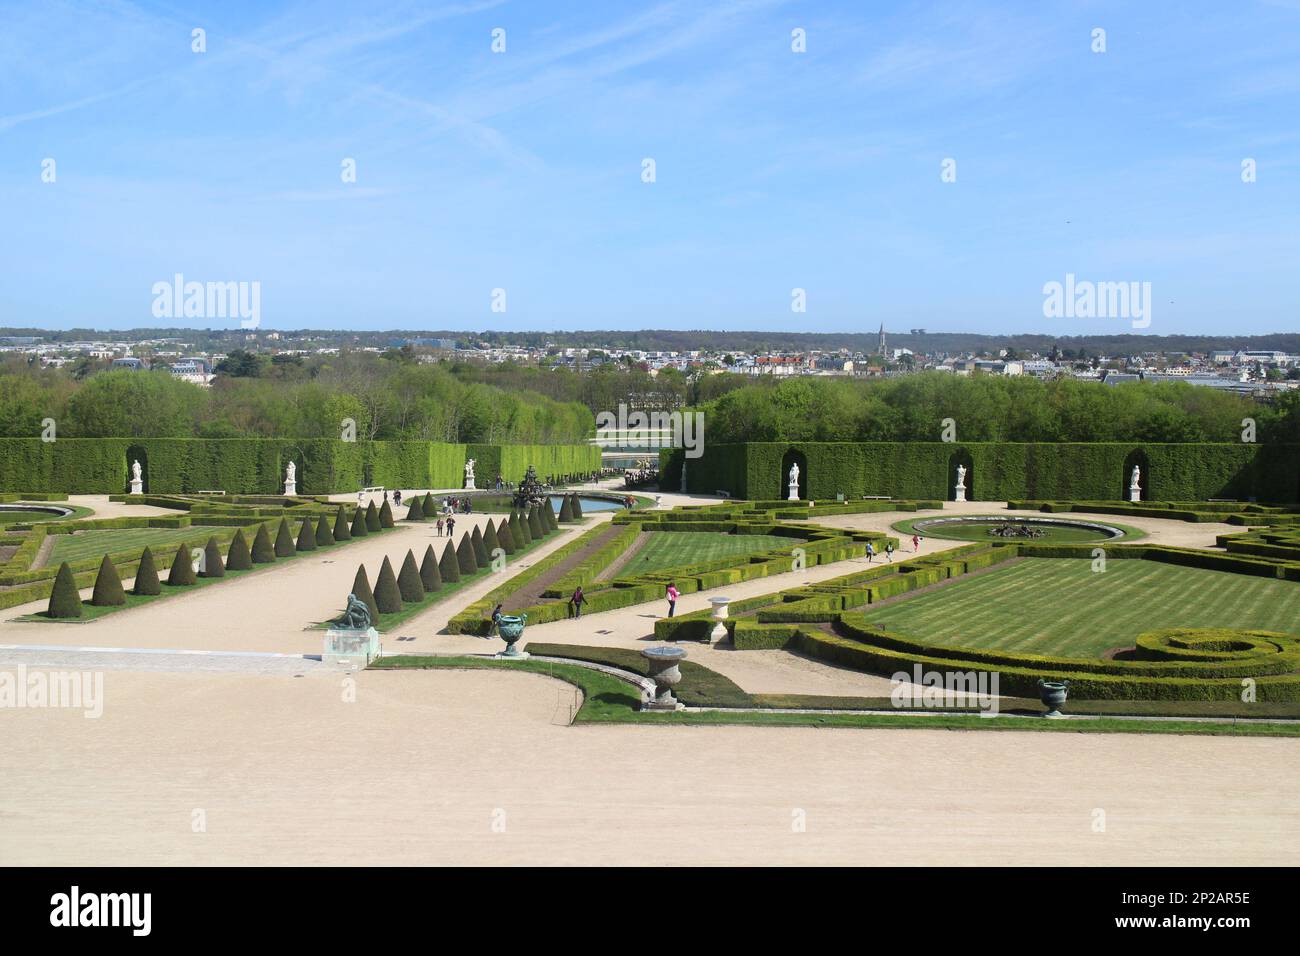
129, 459, 144, 495
1129, 464, 1141, 502
954, 464, 967, 503
284, 460, 297, 496
787, 462, 800, 501
464, 457, 477, 490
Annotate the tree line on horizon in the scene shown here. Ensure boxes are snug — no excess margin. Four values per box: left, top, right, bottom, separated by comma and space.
1, 350, 1296, 444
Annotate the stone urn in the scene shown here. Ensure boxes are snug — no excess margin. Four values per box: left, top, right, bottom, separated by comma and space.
641, 646, 687, 711
1037, 678, 1069, 718
496, 613, 529, 659
707, 597, 731, 644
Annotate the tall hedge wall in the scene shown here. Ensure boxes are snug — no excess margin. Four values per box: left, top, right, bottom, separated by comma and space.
661, 442, 1299, 503
0, 439, 593, 495
467, 443, 601, 485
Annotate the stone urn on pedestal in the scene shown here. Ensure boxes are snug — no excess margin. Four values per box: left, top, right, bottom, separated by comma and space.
495, 613, 529, 659
1037, 678, 1069, 718
641, 646, 687, 711
707, 597, 731, 645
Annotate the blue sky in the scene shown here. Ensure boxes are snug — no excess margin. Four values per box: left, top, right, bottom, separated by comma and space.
1, 0, 1297, 335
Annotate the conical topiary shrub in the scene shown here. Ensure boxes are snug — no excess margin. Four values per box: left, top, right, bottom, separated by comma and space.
251, 524, 276, 563
456, 533, 478, 575
439, 539, 461, 583
420, 543, 442, 592
316, 513, 334, 546
570, 493, 584, 519
333, 505, 351, 541
379, 499, 395, 529
296, 516, 317, 552
90, 554, 125, 607
350, 507, 368, 537
405, 495, 424, 521
365, 501, 381, 532
274, 518, 296, 557
514, 509, 533, 546
47, 561, 83, 618
483, 520, 501, 563
542, 501, 558, 532
167, 543, 197, 586
350, 565, 379, 623
374, 556, 402, 614
200, 536, 225, 578
397, 550, 425, 603
498, 516, 517, 555
133, 546, 161, 595
558, 495, 575, 523
423, 492, 436, 515
528, 506, 545, 540
226, 530, 253, 570
471, 525, 489, 566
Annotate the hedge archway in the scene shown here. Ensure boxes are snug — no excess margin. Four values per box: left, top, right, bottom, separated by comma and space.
948, 449, 973, 501
125, 444, 148, 494
780, 448, 808, 500
1123, 449, 1150, 501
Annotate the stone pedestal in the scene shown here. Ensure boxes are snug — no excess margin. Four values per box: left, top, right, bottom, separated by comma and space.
641, 646, 687, 711
283, 479, 296, 496
464, 479, 476, 491
954, 481, 966, 503
788, 480, 799, 501
708, 597, 731, 645
1129, 483, 1141, 503
323, 627, 380, 665
129, 479, 143, 495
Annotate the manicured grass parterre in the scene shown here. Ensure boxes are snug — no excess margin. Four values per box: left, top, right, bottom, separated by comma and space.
626, 530, 797, 574
44, 527, 224, 566
862, 558, 1300, 658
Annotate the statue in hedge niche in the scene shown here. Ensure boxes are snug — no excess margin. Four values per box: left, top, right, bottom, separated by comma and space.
954, 464, 967, 503
284, 459, 297, 496
1129, 464, 1142, 503
339, 593, 372, 630
129, 459, 144, 495
464, 457, 477, 490
787, 461, 800, 501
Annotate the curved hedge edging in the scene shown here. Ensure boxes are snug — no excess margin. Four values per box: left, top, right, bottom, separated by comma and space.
797, 621, 1300, 701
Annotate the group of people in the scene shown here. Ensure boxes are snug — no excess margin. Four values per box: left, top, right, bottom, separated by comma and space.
433, 515, 457, 537
565, 582, 679, 621
864, 533, 922, 563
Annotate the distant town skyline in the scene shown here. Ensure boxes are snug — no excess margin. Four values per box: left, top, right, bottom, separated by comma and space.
2, 1, 1298, 334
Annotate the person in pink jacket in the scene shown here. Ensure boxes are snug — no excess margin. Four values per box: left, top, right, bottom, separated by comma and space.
665, 582, 679, 618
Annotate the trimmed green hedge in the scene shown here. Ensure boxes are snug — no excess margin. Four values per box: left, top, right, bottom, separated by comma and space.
0, 439, 596, 495
662, 442, 1300, 502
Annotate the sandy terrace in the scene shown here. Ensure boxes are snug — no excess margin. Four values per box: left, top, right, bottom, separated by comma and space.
2, 667, 1295, 866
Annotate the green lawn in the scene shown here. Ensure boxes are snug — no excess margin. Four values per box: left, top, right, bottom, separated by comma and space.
625, 530, 796, 574
44, 527, 234, 566
862, 557, 1300, 658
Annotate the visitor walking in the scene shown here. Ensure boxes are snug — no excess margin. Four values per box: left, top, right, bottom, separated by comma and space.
446, 516, 455, 536
393, 489, 402, 507
436, 517, 444, 537
490, 603, 504, 637
665, 582, 679, 618
912, 534, 921, 552
885, 541, 894, 562
571, 586, 586, 619
866, 541, 875, 563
